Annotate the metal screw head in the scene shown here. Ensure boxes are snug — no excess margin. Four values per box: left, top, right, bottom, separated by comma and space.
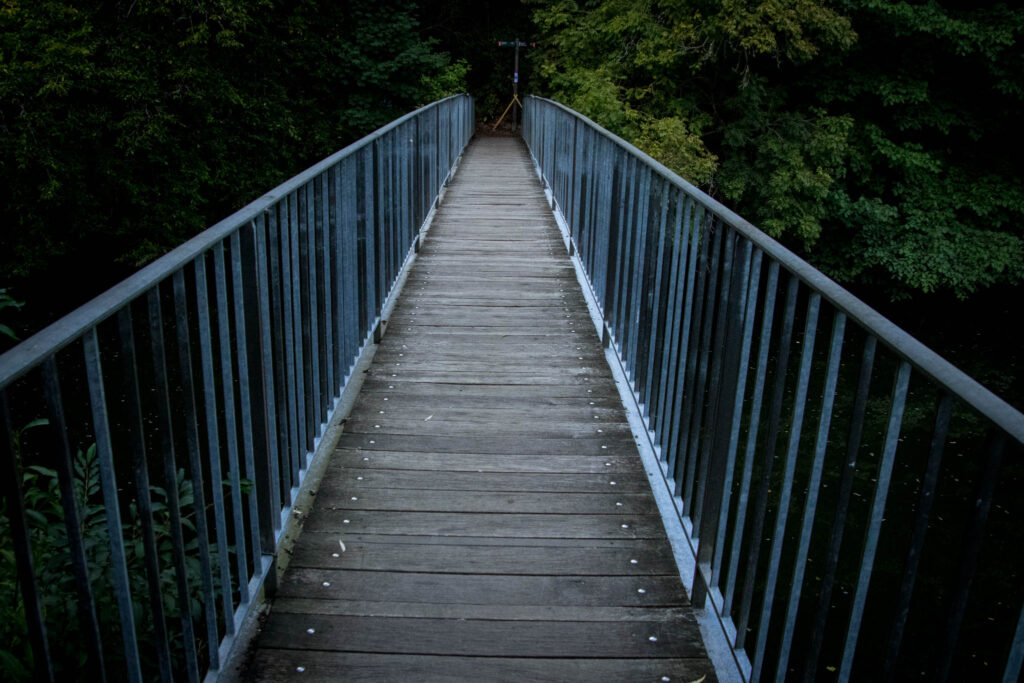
296, 666, 305, 673
630, 559, 638, 565
322, 581, 330, 587
648, 635, 658, 642
638, 588, 646, 594
307, 628, 315, 634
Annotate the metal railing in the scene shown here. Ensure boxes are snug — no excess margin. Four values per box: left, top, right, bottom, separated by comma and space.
0, 94, 474, 681
524, 95, 1024, 683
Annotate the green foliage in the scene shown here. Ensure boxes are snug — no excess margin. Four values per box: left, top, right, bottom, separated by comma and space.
529, 0, 1024, 300
0, 437, 223, 680
0, 288, 23, 341
0, 0, 464, 325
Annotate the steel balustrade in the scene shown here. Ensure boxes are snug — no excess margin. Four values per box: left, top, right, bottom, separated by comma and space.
0, 94, 473, 681
524, 95, 1024, 683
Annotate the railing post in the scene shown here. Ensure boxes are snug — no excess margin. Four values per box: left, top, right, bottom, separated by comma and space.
0, 392, 55, 683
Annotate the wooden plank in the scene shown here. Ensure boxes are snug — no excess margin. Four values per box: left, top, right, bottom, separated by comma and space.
302, 510, 668, 539
270, 600, 691, 621
334, 432, 640, 456
310, 489, 656, 514
276, 569, 685, 606
319, 468, 651, 493
338, 418, 632, 439
330, 449, 639, 473
242, 650, 718, 682
254, 613, 705, 658
288, 534, 677, 575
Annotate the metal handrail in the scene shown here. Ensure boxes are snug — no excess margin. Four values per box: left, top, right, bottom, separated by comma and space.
0, 94, 474, 681
524, 94, 1024, 683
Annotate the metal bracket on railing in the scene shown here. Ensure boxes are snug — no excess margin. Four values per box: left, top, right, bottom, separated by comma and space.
373, 319, 388, 344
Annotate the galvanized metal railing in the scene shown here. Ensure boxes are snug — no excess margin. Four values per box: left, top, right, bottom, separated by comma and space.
524, 95, 1024, 683
0, 94, 473, 681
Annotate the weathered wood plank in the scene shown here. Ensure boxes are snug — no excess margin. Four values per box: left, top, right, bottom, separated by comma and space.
276, 569, 685, 606
288, 534, 676, 575
243, 650, 716, 682
330, 449, 638, 473
310, 489, 655, 514
303, 510, 668, 539
255, 613, 704, 657
319, 468, 651, 493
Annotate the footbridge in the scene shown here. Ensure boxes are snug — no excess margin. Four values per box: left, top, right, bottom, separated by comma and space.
1, 94, 1022, 683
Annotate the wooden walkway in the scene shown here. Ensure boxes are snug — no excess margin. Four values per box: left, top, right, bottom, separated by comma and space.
240, 137, 716, 681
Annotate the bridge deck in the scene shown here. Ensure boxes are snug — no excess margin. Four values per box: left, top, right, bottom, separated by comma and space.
240, 137, 716, 681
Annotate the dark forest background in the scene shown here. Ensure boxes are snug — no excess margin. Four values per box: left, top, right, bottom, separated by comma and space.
1, 0, 1021, 409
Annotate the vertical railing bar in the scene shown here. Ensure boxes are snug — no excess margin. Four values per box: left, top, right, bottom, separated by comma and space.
711, 245, 762, 581
364, 145, 378, 336
734, 273, 800, 650
303, 182, 321, 439
667, 200, 700, 478
1004, 602, 1024, 683
628, 166, 650, 398
692, 227, 736, 532
280, 200, 301, 486
751, 291, 822, 681
695, 236, 753, 608
680, 217, 722, 507
837, 360, 913, 683
723, 258, 781, 615
0, 390, 55, 683
266, 208, 291, 497
171, 270, 220, 668
614, 158, 636, 370
933, 429, 1007, 682
373, 138, 386, 316
146, 289, 201, 683
251, 218, 282, 527
83, 331, 143, 682
634, 176, 660, 421
773, 310, 847, 683
213, 243, 251, 600
321, 171, 335, 402
342, 156, 359, 376
627, 164, 652, 382
289, 191, 308, 457
619, 160, 643, 371
331, 164, 345, 389
193, 257, 235, 630
117, 307, 175, 681
41, 357, 106, 680
673, 205, 710, 495
641, 190, 671, 425
802, 334, 878, 681
882, 392, 953, 679
652, 191, 683, 441
229, 230, 264, 569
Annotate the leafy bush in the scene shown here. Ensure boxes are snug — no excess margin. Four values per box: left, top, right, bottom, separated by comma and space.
0, 430, 223, 680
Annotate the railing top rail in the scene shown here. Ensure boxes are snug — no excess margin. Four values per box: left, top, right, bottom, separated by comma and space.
0, 94, 469, 391
527, 95, 1024, 443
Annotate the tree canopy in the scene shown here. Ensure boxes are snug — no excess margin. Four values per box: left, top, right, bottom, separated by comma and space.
0, 0, 464, 336
528, 0, 1024, 300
